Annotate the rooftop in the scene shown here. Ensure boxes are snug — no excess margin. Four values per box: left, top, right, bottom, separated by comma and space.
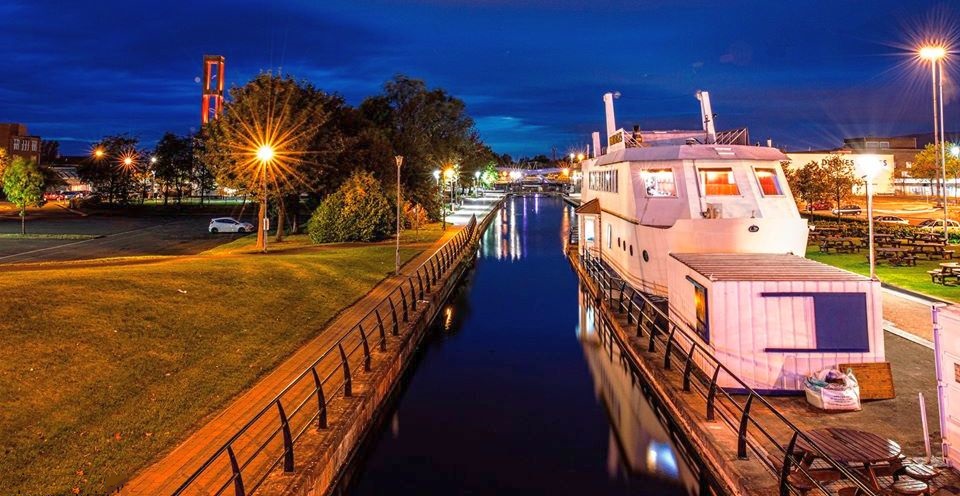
595, 144, 787, 166
670, 253, 869, 282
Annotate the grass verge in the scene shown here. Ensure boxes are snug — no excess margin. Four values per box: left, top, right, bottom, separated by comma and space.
0, 225, 445, 494
806, 245, 960, 303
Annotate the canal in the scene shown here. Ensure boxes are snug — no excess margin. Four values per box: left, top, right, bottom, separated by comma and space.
335, 195, 705, 495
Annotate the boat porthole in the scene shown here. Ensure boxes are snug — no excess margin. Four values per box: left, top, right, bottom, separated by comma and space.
623, 243, 626, 252
642, 250, 649, 262
629, 245, 634, 256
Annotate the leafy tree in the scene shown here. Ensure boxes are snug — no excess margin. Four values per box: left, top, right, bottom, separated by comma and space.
480, 162, 498, 187
307, 171, 394, 243
0, 147, 8, 178
3, 157, 44, 234
783, 160, 829, 208
78, 134, 142, 204
200, 73, 329, 250
402, 200, 429, 241
153, 133, 193, 205
911, 143, 960, 200
821, 154, 862, 223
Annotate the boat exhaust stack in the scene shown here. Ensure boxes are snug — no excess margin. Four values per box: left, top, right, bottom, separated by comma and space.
696, 90, 717, 144
592, 132, 601, 158
603, 91, 620, 142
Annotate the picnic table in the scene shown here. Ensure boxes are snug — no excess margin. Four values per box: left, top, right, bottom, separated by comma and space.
875, 247, 916, 266
820, 236, 861, 254
911, 242, 953, 260
795, 428, 902, 492
930, 262, 960, 285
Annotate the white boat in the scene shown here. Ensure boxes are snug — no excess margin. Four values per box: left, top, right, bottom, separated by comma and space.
575, 92, 884, 392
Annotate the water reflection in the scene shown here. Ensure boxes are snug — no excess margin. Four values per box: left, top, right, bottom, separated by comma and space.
578, 290, 700, 494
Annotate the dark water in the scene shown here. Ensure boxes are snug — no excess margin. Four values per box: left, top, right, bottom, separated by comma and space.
338, 195, 703, 495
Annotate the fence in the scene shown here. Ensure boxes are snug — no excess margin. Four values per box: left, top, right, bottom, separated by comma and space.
173, 215, 481, 496
580, 251, 881, 496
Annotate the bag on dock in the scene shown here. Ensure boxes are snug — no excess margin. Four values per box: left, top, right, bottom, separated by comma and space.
804, 368, 861, 411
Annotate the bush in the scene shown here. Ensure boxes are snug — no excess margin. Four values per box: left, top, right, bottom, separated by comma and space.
307, 171, 394, 243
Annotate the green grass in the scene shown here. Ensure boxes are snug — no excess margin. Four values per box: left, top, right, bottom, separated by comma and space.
806, 245, 960, 303
0, 225, 444, 494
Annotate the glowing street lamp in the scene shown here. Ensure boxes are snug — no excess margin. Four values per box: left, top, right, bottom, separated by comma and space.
919, 43, 950, 243
93, 148, 105, 160
860, 156, 884, 280
255, 144, 276, 253
474, 170, 481, 197
952, 145, 960, 158
433, 169, 445, 231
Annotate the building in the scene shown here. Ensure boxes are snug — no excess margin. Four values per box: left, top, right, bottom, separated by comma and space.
0, 123, 41, 164
785, 150, 896, 195
48, 156, 92, 193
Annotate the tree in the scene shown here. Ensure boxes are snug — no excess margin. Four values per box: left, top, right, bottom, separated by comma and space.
821, 154, 861, 223
912, 143, 960, 201
153, 133, 193, 205
200, 73, 329, 250
480, 162, 498, 188
783, 160, 829, 208
78, 135, 142, 204
307, 171, 394, 243
3, 157, 44, 234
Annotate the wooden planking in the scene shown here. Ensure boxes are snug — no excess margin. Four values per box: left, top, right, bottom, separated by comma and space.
839, 361, 896, 400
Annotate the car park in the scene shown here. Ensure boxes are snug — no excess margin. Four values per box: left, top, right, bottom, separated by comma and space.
831, 204, 862, 216
208, 217, 255, 233
873, 215, 908, 225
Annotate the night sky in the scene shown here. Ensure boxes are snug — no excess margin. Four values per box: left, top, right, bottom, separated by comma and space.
2, 0, 958, 157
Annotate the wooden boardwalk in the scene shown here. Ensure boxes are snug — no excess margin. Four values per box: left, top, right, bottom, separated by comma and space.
122, 228, 462, 495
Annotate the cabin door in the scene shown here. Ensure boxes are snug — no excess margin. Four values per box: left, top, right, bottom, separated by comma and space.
580, 215, 598, 258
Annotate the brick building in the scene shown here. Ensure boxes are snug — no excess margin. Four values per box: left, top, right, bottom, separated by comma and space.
0, 123, 41, 164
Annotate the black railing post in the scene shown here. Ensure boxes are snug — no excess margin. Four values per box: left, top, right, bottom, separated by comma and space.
706, 366, 721, 421
399, 287, 410, 323
276, 400, 294, 472
648, 314, 659, 353
664, 326, 677, 370
617, 280, 627, 310
682, 343, 697, 392
737, 394, 754, 459
430, 259, 438, 283
227, 445, 245, 496
358, 325, 371, 371
375, 310, 387, 352
338, 343, 352, 397
407, 279, 418, 310
389, 296, 400, 336
310, 367, 327, 429
418, 269, 428, 295
779, 432, 799, 496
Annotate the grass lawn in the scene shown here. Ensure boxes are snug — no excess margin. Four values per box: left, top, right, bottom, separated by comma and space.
806, 245, 960, 303
0, 225, 445, 494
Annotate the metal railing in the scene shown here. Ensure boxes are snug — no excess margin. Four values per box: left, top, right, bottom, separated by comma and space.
173, 215, 481, 496
580, 252, 880, 496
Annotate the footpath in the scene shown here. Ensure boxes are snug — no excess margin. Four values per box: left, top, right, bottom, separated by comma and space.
124, 194, 503, 494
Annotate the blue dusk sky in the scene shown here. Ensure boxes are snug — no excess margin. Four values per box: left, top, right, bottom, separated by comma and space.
1, 0, 958, 157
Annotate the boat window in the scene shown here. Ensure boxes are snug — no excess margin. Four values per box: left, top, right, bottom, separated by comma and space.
755, 168, 783, 196
687, 276, 709, 343
607, 224, 612, 249
641, 169, 677, 197
699, 168, 740, 196
588, 170, 618, 193
584, 219, 595, 242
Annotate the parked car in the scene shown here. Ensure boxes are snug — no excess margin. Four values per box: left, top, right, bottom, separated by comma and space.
43, 192, 62, 201
805, 200, 832, 211
918, 218, 960, 232
208, 217, 255, 233
831, 204, 862, 216
873, 215, 909, 225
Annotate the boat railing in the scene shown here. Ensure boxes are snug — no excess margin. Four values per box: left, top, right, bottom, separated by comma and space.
580, 251, 880, 496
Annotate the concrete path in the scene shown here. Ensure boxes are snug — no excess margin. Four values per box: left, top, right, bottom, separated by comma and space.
123, 199, 500, 494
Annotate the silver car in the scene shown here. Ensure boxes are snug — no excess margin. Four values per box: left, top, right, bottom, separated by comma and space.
209, 217, 255, 233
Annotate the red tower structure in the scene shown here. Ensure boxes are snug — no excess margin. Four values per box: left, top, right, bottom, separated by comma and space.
201, 55, 225, 124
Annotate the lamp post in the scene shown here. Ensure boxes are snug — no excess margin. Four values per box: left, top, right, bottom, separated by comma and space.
861, 157, 884, 280
256, 144, 275, 253
474, 170, 481, 197
434, 169, 444, 231
395, 155, 403, 274
920, 44, 949, 243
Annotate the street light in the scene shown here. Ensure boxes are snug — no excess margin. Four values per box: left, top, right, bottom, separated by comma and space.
256, 144, 275, 253
952, 145, 960, 158
474, 170, 481, 197
860, 156, 884, 280
434, 169, 444, 231
919, 43, 949, 243
395, 155, 403, 274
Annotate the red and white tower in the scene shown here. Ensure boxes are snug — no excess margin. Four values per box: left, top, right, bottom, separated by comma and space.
201, 55, 225, 124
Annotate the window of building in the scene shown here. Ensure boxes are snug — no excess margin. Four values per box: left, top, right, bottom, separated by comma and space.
641, 168, 677, 197
880, 141, 890, 149
588, 170, 618, 193
761, 292, 869, 353
687, 276, 709, 342
754, 168, 783, 196
699, 168, 740, 196
584, 219, 596, 242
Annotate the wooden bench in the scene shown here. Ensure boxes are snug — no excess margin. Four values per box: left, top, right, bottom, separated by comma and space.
928, 270, 960, 285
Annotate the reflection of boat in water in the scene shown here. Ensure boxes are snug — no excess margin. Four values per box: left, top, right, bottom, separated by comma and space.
578, 290, 701, 495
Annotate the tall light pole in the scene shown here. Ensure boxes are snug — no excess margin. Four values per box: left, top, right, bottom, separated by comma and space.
256, 144, 275, 253
861, 157, 883, 280
434, 169, 444, 231
474, 170, 481, 196
920, 44, 949, 243
395, 155, 403, 274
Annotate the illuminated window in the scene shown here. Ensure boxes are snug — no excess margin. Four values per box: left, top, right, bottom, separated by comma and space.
687, 276, 709, 342
755, 168, 783, 196
699, 168, 739, 196
641, 168, 677, 197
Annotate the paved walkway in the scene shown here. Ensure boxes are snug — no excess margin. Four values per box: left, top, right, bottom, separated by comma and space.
124, 198, 500, 494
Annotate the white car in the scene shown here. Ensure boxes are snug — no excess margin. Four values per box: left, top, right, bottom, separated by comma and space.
209, 217, 255, 233
918, 218, 960, 232
873, 215, 909, 225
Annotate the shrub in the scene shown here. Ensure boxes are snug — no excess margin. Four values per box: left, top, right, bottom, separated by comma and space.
307, 171, 394, 243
